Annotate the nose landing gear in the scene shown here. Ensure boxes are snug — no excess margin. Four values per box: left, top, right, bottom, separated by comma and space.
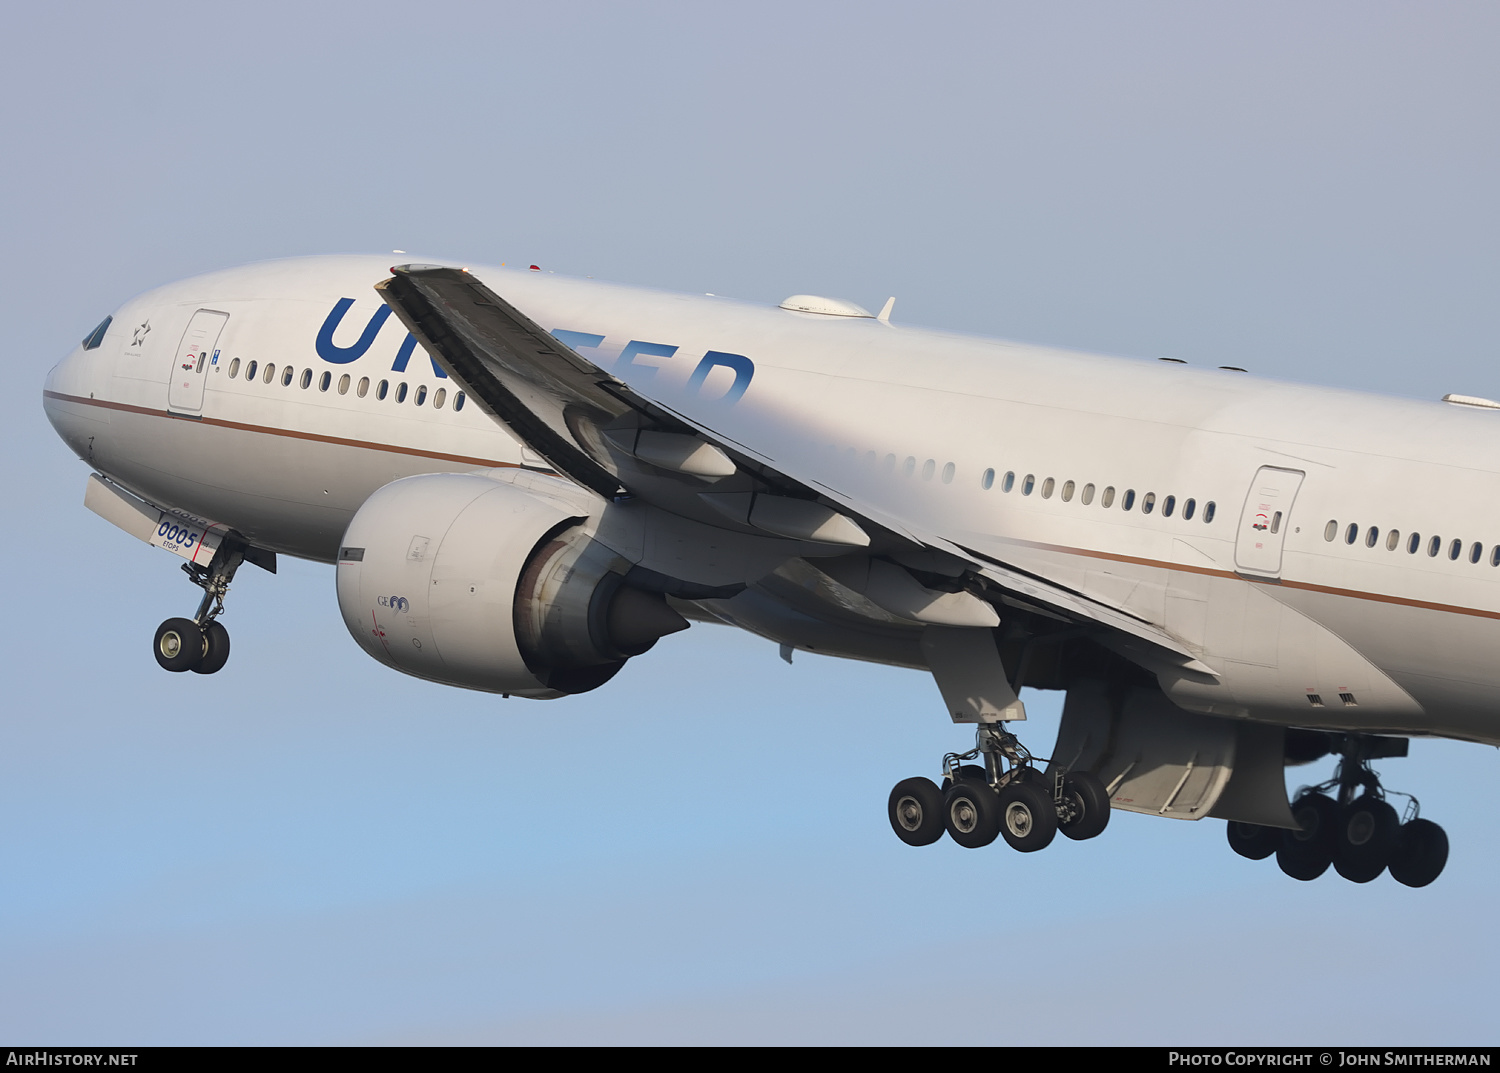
152, 542, 242, 675
885, 722, 1111, 852
1226, 734, 1448, 887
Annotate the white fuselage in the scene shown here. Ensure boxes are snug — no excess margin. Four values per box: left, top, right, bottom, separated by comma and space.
43, 256, 1500, 745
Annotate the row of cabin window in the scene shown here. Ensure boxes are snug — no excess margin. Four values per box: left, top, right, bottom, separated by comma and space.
857, 453, 960, 482
223, 358, 465, 411
980, 469, 1216, 522
1324, 520, 1500, 566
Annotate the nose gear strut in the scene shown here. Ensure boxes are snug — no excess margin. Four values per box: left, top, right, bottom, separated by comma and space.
152, 540, 245, 675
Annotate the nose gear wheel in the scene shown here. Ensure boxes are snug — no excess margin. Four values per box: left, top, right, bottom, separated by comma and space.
152, 540, 246, 676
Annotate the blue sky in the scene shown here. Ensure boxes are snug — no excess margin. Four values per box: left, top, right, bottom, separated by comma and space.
3, 1, 1500, 1044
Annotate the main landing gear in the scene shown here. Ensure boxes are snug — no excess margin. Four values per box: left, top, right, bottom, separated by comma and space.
152, 543, 243, 676
1226, 734, 1448, 887
887, 722, 1111, 852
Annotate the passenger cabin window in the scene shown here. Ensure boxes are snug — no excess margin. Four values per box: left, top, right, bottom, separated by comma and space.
300, 369, 313, 389
1364, 525, 1377, 547
396, 383, 408, 403
415, 385, 428, 406
1022, 474, 1035, 495
1162, 495, 1174, 517
1428, 536, 1441, 557
1142, 492, 1156, 515
318, 371, 331, 392
1183, 498, 1195, 520
245, 360, 258, 381
921, 459, 935, 480
1204, 501, 1216, 523
282, 367, 294, 387
263, 363, 276, 384
1101, 486, 1116, 508
1386, 530, 1401, 551
227, 358, 240, 378
982, 468, 995, 490
941, 462, 955, 484
377, 379, 389, 400
1002, 471, 1015, 492
454, 391, 466, 411
1345, 523, 1358, 545
357, 377, 370, 398
1408, 533, 1421, 554
1041, 477, 1055, 498
433, 387, 447, 409
81, 316, 112, 350
1081, 483, 1095, 505
338, 374, 350, 395
1122, 489, 1136, 511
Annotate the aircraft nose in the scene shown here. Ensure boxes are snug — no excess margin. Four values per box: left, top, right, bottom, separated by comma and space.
43, 315, 115, 461
43, 347, 72, 396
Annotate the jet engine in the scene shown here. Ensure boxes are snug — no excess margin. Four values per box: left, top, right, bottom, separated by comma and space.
335, 473, 687, 697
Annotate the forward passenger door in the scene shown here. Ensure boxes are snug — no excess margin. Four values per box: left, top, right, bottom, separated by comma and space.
167, 309, 229, 415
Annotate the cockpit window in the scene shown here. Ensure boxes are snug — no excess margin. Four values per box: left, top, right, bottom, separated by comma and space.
82, 316, 112, 350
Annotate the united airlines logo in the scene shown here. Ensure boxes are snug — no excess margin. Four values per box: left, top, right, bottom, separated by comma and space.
314, 298, 755, 404
316, 299, 445, 378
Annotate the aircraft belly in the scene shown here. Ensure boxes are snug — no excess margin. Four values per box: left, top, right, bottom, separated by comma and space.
1261, 584, 1500, 744
1158, 574, 1426, 726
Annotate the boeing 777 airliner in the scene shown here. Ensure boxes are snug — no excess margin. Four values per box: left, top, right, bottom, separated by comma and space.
44, 254, 1491, 887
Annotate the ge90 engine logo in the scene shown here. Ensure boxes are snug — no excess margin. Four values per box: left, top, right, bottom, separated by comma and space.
377, 595, 410, 613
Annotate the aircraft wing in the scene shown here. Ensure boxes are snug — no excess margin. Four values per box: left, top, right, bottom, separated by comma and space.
375, 265, 635, 500
376, 264, 1214, 676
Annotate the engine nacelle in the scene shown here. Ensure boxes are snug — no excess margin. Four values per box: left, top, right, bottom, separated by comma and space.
336, 473, 687, 697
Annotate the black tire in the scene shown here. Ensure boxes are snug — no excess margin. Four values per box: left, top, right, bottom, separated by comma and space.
940, 764, 988, 790
154, 618, 204, 673
888, 777, 946, 847
1388, 818, 1449, 888
944, 781, 1001, 849
1226, 820, 1281, 861
1059, 770, 1111, 841
1333, 795, 1400, 883
1277, 792, 1337, 881
193, 621, 231, 675
996, 781, 1057, 853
